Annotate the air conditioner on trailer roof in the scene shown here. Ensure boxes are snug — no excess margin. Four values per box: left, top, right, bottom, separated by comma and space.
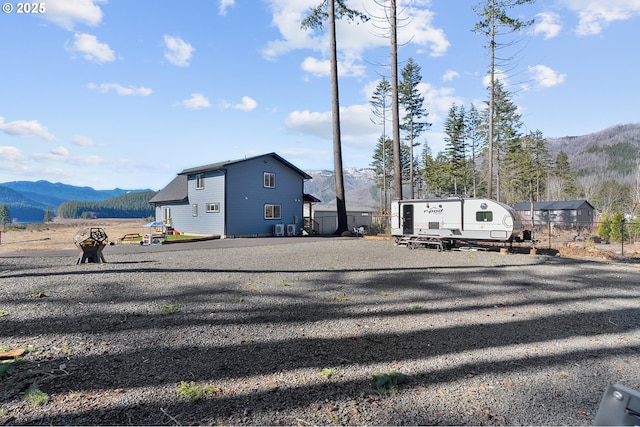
286, 224, 296, 236
274, 224, 285, 236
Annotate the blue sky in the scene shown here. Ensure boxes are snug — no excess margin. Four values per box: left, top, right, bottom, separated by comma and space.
1, 0, 639, 190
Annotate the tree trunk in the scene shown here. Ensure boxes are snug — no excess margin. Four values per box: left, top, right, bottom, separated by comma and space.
390, 0, 402, 201
329, 0, 348, 234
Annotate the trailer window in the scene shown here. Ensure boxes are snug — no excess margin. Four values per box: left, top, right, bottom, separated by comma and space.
476, 211, 493, 222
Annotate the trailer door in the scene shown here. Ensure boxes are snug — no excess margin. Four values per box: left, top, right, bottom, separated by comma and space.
402, 204, 414, 235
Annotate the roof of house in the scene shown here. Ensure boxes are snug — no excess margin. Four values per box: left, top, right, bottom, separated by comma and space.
149, 174, 188, 204
179, 152, 312, 180
513, 200, 594, 211
149, 153, 313, 204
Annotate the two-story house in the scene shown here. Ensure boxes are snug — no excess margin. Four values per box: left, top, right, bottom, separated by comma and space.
149, 153, 312, 238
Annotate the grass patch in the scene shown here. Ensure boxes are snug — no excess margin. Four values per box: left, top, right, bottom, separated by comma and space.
0, 309, 8, 317
409, 304, 422, 310
23, 386, 49, 406
231, 296, 244, 303
0, 361, 16, 379
372, 371, 407, 395
30, 289, 47, 298
160, 304, 180, 314
319, 368, 335, 379
177, 381, 220, 402
376, 291, 391, 296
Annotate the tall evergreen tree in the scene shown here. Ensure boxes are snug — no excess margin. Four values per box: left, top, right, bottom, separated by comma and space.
473, 0, 535, 199
443, 104, 467, 195
399, 57, 430, 198
524, 129, 551, 201
370, 77, 392, 212
552, 150, 579, 200
465, 104, 484, 197
301, 1, 368, 234
491, 80, 523, 202
370, 135, 394, 211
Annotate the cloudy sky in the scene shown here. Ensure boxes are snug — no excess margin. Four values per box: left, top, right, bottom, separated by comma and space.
1, 0, 639, 190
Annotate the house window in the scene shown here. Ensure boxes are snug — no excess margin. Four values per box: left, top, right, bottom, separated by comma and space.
206, 203, 220, 213
264, 172, 276, 188
476, 211, 493, 222
264, 204, 281, 219
196, 173, 205, 190
577, 209, 582, 216
192, 204, 198, 217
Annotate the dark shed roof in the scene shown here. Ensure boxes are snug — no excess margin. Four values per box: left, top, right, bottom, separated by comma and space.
513, 200, 594, 211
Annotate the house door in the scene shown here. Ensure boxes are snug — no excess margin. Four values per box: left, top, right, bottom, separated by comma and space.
402, 204, 413, 235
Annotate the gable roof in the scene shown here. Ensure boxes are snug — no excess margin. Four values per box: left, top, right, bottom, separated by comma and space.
513, 200, 594, 211
179, 152, 312, 180
149, 153, 312, 205
148, 175, 188, 204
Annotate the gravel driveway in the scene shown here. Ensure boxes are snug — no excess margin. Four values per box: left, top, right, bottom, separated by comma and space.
1, 237, 639, 425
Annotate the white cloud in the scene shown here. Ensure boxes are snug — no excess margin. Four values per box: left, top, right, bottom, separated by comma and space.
528, 64, 567, 88
72, 135, 97, 147
0, 117, 55, 141
0, 146, 24, 161
561, 0, 640, 35
442, 70, 460, 82
218, 0, 235, 16
87, 83, 152, 96
301, 56, 366, 78
181, 93, 211, 109
69, 33, 115, 63
220, 96, 257, 112
43, 0, 105, 30
285, 104, 378, 147
51, 146, 70, 157
398, 6, 450, 57
534, 12, 562, 39
163, 35, 194, 67
261, 0, 449, 62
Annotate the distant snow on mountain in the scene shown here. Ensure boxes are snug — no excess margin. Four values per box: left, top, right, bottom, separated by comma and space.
304, 168, 381, 209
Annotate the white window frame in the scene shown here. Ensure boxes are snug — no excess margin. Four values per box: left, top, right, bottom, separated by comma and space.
263, 172, 276, 188
192, 203, 198, 217
264, 204, 281, 219
162, 207, 171, 223
206, 203, 220, 213
195, 173, 205, 190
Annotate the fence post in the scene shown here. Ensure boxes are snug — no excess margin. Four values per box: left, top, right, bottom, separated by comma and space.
621, 218, 625, 256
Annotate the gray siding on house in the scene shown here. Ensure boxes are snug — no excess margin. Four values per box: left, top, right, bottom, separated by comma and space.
513, 200, 595, 227
183, 171, 226, 235
149, 152, 309, 237
225, 156, 304, 236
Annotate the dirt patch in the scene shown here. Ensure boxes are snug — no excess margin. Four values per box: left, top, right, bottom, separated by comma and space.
0, 219, 149, 254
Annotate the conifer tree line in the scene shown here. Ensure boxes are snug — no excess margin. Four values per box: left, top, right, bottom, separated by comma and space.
369, 65, 640, 219
366, 0, 640, 219
369, 70, 578, 208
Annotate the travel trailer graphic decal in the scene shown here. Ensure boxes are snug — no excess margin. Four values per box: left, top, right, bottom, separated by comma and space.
423, 207, 444, 215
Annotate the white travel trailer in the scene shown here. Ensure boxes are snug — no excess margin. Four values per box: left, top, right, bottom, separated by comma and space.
391, 197, 524, 249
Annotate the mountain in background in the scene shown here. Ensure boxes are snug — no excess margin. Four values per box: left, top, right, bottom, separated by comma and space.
0, 180, 152, 223
546, 123, 640, 185
2, 123, 638, 222
303, 168, 381, 210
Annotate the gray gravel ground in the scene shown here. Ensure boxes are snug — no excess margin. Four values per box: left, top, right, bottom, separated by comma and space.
1, 236, 639, 425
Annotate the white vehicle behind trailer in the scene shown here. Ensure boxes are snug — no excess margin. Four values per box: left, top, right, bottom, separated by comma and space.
391, 197, 524, 249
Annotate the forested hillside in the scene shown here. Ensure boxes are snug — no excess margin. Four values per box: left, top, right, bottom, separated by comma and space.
56, 191, 157, 219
